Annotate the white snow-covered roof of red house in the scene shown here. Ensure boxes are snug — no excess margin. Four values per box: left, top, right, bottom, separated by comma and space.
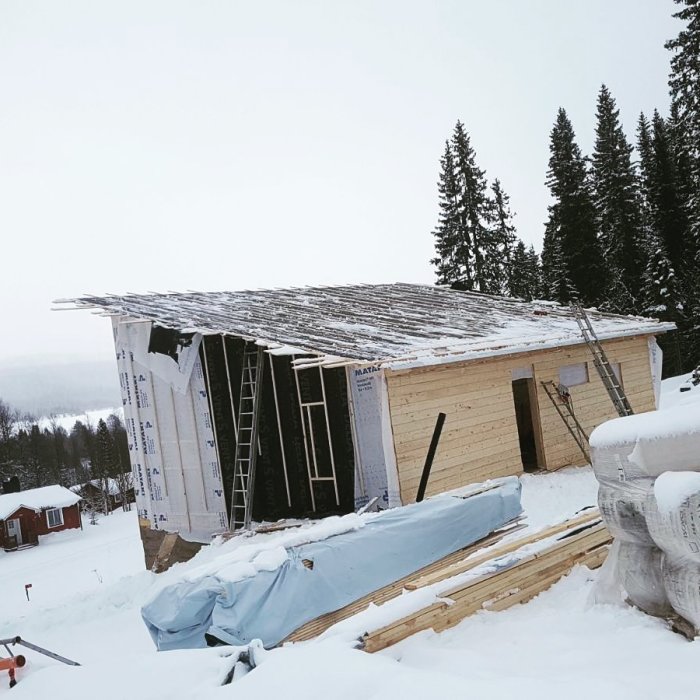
57, 283, 676, 369
0, 485, 82, 520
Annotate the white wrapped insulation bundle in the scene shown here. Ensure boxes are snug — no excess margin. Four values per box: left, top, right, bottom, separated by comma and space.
590, 441, 648, 483
662, 556, 700, 629
646, 472, 700, 564
590, 403, 700, 481
597, 480, 655, 546
591, 400, 700, 631
616, 541, 673, 617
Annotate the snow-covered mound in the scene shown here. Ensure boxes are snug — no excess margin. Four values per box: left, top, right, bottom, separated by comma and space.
659, 370, 700, 409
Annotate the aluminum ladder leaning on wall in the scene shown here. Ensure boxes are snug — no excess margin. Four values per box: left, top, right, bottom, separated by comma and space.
573, 303, 634, 418
230, 344, 265, 530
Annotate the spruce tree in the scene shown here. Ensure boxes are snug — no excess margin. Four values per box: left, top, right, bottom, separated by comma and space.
451, 121, 493, 292
431, 141, 462, 285
509, 241, 542, 301
666, 0, 700, 248
649, 112, 689, 275
644, 242, 681, 319
636, 113, 656, 248
541, 221, 575, 302
525, 246, 543, 299
591, 85, 646, 312
638, 111, 694, 372
95, 419, 116, 514
488, 179, 517, 295
668, 101, 696, 251
667, 2, 700, 370
431, 122, 509, 294
542, 108, 604, 305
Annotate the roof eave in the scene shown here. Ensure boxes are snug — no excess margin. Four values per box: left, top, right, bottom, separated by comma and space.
382, 324, 675, 371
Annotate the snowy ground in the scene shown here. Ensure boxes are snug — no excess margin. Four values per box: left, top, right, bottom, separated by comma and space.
3, 374, 699, 698
37, 406, 123, 432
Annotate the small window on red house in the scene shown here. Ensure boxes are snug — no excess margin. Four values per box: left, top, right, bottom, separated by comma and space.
46, 508, 63, 528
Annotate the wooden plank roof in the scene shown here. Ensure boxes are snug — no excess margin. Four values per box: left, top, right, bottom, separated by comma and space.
57, 283, 675, 368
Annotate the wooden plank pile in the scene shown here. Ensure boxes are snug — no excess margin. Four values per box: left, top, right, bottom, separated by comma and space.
284, 509, 610, 651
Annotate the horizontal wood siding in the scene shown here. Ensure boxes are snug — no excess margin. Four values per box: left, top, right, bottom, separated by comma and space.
34, 504, 82, 536
385, 335, 656, 503
0, 504, 81, 548
532, 336, 655, 471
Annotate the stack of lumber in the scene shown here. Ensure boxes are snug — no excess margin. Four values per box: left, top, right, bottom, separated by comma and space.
284, 519, 525, 644
284, 509, 610, 651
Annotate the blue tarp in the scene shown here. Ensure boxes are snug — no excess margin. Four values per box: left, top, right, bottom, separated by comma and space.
142, 478, 522, 650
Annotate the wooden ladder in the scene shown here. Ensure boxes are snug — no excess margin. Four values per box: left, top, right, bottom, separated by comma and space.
293, 366, 340, 512
230, 344, 265, 530
541, 380, 590, 462
573, 303, 634, 418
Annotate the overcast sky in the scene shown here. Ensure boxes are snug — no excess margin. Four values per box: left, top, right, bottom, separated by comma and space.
0, 0, 681, 367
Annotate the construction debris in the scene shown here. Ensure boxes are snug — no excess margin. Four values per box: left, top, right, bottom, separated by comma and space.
0, 636, 80, 687
282, 509, 609, 652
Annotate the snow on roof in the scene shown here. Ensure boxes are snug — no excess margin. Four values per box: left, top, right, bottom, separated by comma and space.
73, 478, 129, 496
0, 485, 81, 520
57, 283, 675, 368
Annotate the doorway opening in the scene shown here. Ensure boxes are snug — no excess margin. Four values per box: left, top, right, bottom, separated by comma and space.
511, 378, 541, 472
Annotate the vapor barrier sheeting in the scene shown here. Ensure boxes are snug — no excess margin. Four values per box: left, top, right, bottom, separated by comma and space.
142, 478, 522, 650
113, 317, 228, 538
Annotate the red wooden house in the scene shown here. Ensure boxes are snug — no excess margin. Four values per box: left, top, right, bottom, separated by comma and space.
0, 486, 82, 551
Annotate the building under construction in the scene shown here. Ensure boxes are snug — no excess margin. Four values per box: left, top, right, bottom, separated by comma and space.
59, 283, 673, 566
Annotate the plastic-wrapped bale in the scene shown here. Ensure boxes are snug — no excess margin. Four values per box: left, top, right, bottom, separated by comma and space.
590, 405, 700, 481
645, 472, 700, 564
662, 556, 700, 629
590, 441, 648, 483
597, 479, 654, 546
616, 541, 672, 617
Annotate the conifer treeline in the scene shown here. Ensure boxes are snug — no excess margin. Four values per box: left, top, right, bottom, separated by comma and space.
431, 0, 700, 374
0, 396, 129, 492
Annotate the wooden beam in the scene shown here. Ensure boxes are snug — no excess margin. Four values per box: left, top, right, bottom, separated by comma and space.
282, 519, 525, 643
404, 509, 601, 590
361, 523, 611, 653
